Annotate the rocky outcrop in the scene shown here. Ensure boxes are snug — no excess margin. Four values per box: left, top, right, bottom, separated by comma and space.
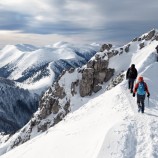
106, 73, 125, 90
132, 37, 138, 42
145, 29, 155, 41
39, 85, 70, 122
100, 44, 112, 52
80, 56, 114, 97
139, 42, 145, 49
125, 44, 130, 53
79, 68, 94, 97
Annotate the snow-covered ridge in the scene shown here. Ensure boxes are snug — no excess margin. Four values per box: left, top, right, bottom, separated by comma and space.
0, 42, 99, 94
1, 29, 158, 157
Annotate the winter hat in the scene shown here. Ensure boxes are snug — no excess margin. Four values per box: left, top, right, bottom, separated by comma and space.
131, 64, 135, 68
138, 76, 143, 82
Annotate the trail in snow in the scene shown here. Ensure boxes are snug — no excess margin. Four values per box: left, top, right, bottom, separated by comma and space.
98, 77, 158, 158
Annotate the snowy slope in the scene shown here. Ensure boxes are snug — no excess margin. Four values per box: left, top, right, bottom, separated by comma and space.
1, 30, 158, 158
0, 42, 99, 94
0, 77, 38, 134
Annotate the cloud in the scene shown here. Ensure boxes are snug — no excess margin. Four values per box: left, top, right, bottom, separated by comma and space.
0, 0, 158, 46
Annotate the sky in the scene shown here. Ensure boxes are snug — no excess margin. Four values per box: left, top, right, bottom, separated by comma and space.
0, 0, 158, 48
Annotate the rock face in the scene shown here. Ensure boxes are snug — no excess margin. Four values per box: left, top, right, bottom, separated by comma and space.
125, 44, 130, 53
100, 44, 112, 52
80, 68, 94, 97
139, 42, 145, 49
80, 56, 114, 97
145, 30, 155, 41
39, 84, 70, 123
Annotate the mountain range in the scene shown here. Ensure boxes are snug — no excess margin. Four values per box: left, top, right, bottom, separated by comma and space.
0, 29, 158, 157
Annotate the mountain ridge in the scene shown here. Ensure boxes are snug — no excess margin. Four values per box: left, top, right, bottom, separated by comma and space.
0, 29, 158, 157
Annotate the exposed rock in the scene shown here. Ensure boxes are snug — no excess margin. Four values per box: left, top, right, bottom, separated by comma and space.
132, 37, 138, 42
145, 30, 155, 41
125, 44, 130, 53
119, 51, 123, 55
113, 50, 119, 56
71, 80, 79, 96
54, 83, 66, 99
93, 58, 108, 71
53, 113, 63, 125
100, 44, 112, 52
138, 38, 142, 41
141, 35, 146, 40
80, 57, 114, 96
139, 42, 145, 49
64, 101, 70, 114
94, 71, 107, 84
51, 99, 60, 114
93, 85, 102, 93
69, 68, 75, 73
154, 35, 158, 41
106, 73, 125, 90
87, 60, 94, 68
37, 121, 50, 132
107, 52, 113, 58
79, 68, 94, 97
104, 68, 115, 82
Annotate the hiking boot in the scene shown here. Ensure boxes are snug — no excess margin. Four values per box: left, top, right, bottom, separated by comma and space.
138, 104, 141, 113
138, 108, 141, 113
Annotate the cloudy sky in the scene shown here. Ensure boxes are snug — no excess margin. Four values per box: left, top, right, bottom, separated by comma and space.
0, 0, 158, 48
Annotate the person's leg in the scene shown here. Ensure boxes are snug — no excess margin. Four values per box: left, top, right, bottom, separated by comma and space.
128, 79, 131, 89
137, 94, 141, 112
130, 79, 135, 93
140, 95, 145, 113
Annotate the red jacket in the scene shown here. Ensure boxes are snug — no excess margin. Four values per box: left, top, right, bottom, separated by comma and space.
133, 81, 149, 94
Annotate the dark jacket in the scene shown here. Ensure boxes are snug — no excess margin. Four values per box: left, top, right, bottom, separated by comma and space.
126, 67, 137, 79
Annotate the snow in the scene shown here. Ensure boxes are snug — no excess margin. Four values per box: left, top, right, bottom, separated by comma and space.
0, 42, 99, 95
1, 34, 158, 158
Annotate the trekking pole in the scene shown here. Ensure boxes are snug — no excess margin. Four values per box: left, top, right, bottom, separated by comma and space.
148, 97, 149, 107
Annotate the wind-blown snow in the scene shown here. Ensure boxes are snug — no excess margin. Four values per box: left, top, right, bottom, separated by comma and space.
1, 34, 158, 158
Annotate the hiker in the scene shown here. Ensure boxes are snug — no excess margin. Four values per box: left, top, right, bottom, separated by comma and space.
133, 76, 150, 113
155, 45, 158, 61
126, 64, 138, 93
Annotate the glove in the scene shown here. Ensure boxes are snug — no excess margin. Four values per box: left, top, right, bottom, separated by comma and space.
133, 93, 135, 97
147, 93, 150, 98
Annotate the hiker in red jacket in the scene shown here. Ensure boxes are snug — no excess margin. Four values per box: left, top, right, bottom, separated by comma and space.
133, 76, 150, 113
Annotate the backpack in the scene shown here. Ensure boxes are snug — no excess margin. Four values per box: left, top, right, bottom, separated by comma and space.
137, 82, 146, 95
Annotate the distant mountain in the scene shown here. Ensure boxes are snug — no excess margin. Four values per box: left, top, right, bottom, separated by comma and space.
0, 42, 99, 94
0, 77, 38, 134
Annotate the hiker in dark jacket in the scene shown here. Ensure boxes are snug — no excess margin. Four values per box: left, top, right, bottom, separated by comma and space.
126, 64, 138, 93
133, 76, 150, 113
